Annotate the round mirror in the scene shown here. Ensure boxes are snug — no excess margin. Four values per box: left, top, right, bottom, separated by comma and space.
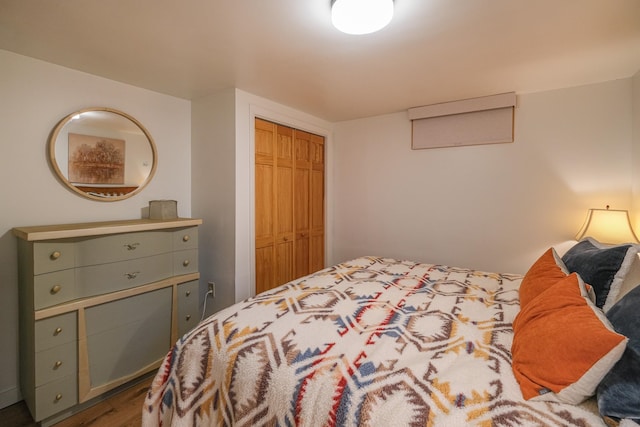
48, 107, 157, 201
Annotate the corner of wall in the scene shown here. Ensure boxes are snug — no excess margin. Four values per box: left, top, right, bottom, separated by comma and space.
632, 70, 640, 229
191, 89, 238, 314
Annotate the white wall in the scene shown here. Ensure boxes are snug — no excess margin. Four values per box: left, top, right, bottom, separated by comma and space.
632, 70, 640, 227
331, 79, 634, 274
191, 88, 237, 314
0, 50, 191, 407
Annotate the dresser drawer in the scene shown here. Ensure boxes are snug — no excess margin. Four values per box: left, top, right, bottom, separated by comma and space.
76, 253, 173, 298
85, 287, 172, 387
33, 241, 76, 275
76, 231, 173, 267
34, 375, 78, 421
35, 341, 77, 387
35, 312, 77, 352
173, 249, 198, 275
178, 280, 200, 336
34, 269, 77, 310
173, 227, 198, 250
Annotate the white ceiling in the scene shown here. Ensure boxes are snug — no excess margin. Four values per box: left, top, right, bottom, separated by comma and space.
1, 0, 639, 122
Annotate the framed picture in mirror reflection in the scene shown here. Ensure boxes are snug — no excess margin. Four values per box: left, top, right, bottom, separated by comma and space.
68, 132, 125, 184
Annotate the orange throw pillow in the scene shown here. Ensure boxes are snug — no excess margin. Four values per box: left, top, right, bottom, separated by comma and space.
511, 273, 627, 404
518, 248, 567, 308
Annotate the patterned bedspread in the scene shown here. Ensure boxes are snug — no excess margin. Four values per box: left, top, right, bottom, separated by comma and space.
142, 256, 605, 426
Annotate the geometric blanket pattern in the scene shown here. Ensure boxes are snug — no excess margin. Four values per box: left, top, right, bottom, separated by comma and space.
142, 257, 605, 426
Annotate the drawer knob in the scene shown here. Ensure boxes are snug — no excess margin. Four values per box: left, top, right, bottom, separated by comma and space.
182, 235, 190, 242
50, 251, 61, 260
185, 315, 191, 321
50, 284, 62, 295
183, 260, 190, 267
54, 360, 62, 369
125, 271, 140, 280
186, 290, 191, 297
54, 327, 62, 336
54, 393, 63, 402
124, 243, 140, 251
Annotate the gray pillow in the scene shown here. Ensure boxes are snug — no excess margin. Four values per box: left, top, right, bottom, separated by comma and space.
596, 284, 640, 424
562, 238, 637, 311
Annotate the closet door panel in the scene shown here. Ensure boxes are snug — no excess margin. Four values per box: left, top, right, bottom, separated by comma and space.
255, 163, 275, 247
255, 246, 274, 295
255, 118, 277, 294
295, 132, 311, 175
294, 130, 312, 278
294, 235, 309, 279
310, 134, 325, 273
310, 232, 324, 274
294, 164, 310, 278
255, 119, 275, 161
295, 169, 310, 234
275, 240, 294, 286
311, 169, 324, 230
275, 125, 294, 285
276, 167, 293, 237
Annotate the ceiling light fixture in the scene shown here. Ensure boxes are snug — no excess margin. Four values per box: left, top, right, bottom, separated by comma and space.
331, 0, 394, 35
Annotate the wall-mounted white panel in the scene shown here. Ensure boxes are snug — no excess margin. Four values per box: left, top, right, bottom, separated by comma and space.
412, 107, 514, 149
409, 92, 515, 149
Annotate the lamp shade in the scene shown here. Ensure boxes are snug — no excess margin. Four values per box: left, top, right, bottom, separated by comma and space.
331, 0, 394, 35
575, 207, 639, 244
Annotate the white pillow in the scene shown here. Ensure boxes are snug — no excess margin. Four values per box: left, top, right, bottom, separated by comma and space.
616, 252, 640, 302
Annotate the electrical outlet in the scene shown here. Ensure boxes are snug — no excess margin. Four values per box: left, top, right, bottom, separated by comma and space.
208, 281, 215, 297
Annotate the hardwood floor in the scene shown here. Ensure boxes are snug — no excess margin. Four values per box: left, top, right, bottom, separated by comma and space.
2, 377, 152, 427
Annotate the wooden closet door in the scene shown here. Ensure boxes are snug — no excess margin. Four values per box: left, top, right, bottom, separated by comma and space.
274, 125, 295, 285
309, 134, 325, 274
255, 119, 295, 294
254, 119, 276, 294
294, 131, 311, 278
294, 130, 325, 278
255, 118, 324, 294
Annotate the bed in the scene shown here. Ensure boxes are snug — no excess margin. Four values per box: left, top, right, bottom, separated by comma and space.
142, 242, 640, 426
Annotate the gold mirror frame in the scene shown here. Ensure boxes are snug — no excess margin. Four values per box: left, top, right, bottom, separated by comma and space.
48, 107, 158, 202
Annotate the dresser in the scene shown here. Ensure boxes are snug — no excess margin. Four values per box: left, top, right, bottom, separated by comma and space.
13, 218, 202, 425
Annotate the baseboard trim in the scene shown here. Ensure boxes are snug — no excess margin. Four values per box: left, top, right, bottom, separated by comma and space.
0, 386, 21, 410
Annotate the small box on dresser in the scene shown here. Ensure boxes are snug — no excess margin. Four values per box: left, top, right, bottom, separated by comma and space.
148, 200, 178, 220
13, 217, 202, 426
